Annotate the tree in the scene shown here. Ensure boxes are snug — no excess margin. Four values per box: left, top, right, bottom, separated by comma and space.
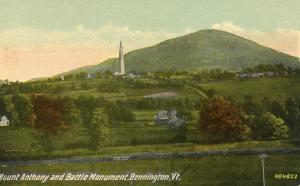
63, 97, 82, 126
0, 96, 9, 118
206, 88, 217, 98
75, 72, 87, 79
0, 96, 23, 127
75, 96, 97, 126
285, 98, 300, 136
11, 94, 34, 126
261, 97, 272, 112
242, 96, 263, 115
200, 97, 250, 141
104, 100, 135, 127
31, 95, 65, 153
169, 125, 187, 143
88, 107, 108, 152
270, 101, 286, 119
104, 70, 112, 78
31, 95, 64, 134
248, 112, 289, 140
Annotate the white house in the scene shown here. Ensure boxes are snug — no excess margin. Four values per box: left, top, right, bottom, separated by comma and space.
0, 116, 9, 127
86, 73, 95, 79
154, 110, 184, 128
127, 73, 141, 78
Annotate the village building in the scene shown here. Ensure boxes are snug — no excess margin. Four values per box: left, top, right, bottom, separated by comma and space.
0, 116, 9, 127
265, 71, 275, 77
154, 110, 185, 128
238, 71, 276, 78
251, 72, 264, 78
86, 73, 95, 79
127, 73, 141, 78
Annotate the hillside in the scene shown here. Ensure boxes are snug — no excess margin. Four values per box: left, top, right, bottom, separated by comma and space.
62, 29, 300, 75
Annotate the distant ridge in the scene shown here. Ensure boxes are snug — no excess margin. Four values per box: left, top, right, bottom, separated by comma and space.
55, 29, 300, 77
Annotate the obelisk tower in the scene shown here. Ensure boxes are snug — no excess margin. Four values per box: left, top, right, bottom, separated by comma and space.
119, 41, 125, 75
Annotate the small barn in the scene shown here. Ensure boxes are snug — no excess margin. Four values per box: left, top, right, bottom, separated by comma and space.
0, 116, 9, 127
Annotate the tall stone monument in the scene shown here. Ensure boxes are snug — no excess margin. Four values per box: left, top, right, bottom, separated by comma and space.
119, 41, 125, 75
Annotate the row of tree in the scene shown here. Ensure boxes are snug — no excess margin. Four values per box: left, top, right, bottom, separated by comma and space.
0, 95, 135, 129
242, 63, 300, 74
0, 94, 200, 131
193, 69, 236, 81
200, 96, 300, 142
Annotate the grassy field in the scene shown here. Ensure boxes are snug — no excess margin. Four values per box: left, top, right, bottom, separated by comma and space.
4, 73, 300, 103
1, 75, 299, 185
1, 154, 300, 186
0, 124, 296, 160
200, 76, 300, 103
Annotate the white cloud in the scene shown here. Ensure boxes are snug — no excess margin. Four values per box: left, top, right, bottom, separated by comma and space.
211, 21, 300, 58
212, 21, 244, 32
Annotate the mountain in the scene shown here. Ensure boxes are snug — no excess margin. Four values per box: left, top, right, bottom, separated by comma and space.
61, 29, 300, 75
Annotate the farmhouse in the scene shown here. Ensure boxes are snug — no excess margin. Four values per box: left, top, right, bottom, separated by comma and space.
0, 116, 9, 127
154, 110, 184, 127
86, 73, 95, 79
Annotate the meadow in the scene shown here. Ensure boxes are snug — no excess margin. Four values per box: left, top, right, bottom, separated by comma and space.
1, 74, 300, 160
200, 76, 300, 103
1, 154, 300, 186
0, 123, 296, 160
0, 72, 300, 186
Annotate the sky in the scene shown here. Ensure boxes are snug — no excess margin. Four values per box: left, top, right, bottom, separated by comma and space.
0, 0, 299, 81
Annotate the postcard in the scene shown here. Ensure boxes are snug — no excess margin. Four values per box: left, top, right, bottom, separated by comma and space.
0, 0, 299, 185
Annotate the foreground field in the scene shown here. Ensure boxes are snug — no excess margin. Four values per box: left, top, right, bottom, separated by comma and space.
0, 124, 297, 160
1, 154, 300, 186
0, 139, 297, 161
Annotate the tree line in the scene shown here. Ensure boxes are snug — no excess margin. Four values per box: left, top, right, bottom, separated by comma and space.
242, 63, 300, 74
200, 96, 300, 142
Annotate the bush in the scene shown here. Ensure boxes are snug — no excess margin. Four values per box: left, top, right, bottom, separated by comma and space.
248, 112, 289, 140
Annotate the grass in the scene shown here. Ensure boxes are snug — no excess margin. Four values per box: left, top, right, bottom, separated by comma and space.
0, 133, 296, 161
0, 117, 298, 160
1, 154, 300, 185
61, 89, 125, 99
133, 110, 157, 121
200, 76, 300, 102
6, 74, 300, 104
0, 127, 39, 152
